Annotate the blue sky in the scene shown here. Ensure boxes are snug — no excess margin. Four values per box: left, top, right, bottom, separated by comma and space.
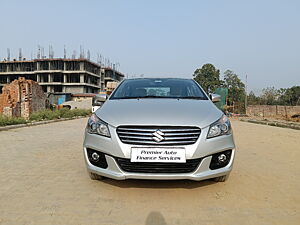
0, 0, 299, 93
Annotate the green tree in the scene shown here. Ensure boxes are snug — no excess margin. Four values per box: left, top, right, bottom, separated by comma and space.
260, 87, 279, 105
223, 70, 245, 105
248, 91, 261, 105
278, 86, 300, 105
193, 64, 222, 93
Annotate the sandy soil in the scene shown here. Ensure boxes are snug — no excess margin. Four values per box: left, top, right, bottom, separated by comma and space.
0, 118, 299, 225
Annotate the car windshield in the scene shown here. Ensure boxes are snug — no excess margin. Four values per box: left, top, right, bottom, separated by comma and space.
110, 78, 208, 100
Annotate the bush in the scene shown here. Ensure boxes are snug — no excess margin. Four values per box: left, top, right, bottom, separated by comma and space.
61, 108, 91, 118
29, 109, 59, 121
0, 115, 27, 126
0, 108, 91, 127
29, 108, 91, 121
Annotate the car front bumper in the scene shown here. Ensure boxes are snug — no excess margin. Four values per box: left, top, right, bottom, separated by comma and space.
83, 147, 235, 181
83, 123, 236, 181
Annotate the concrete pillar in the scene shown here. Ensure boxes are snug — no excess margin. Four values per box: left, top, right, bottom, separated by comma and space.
48, 74, 52, 83
64, 62, 66, 71
6, 76, 10, 83
63, 74, 67, 83
80, 62, 84, 71
80, 74, 84, 83
37, 62, 40, 71
47, 86, 51, 92
37, 74, 40, 82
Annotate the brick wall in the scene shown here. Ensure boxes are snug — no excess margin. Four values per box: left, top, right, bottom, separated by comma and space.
247, 105, 300, 118
0, 77, 46, 118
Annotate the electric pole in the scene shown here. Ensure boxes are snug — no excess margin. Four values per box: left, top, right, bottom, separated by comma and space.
245, 74, 248, 114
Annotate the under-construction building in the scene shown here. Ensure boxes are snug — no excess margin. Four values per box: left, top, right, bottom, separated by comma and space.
0, 58, 124, 94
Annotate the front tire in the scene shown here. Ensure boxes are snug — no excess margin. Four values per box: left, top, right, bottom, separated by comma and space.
89, 172, 104, 180
214, 174, 229, 182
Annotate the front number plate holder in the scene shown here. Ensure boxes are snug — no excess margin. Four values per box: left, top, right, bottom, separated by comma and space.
131, 147, 186, 163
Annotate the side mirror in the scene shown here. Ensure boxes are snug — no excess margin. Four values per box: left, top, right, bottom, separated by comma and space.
92, 94, 107, 106
210, 93, 221, 103
93, 100, 104, 106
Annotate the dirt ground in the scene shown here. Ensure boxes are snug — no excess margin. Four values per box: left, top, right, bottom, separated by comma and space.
0, 118, 299, 225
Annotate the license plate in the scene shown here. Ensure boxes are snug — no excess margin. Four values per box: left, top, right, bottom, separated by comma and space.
131, 147, 186, 163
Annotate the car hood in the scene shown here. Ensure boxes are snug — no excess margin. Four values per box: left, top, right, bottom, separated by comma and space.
96, 99, 223, 128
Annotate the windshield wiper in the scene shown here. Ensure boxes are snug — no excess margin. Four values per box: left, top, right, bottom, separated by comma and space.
178, 96, 207, 100
111, 96, 140, 99
137, 95, 169, 98
112, 96, 207, 100
111, 96, 168, 100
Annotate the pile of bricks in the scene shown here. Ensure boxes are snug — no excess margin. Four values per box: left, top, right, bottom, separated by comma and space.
0, 77, 46, 118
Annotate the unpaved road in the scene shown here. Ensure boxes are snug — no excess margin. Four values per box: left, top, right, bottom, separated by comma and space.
0, 118, 299, 225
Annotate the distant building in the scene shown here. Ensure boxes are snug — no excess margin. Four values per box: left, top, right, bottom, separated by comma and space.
0, 58, 124, 94
102, 66, 124, 89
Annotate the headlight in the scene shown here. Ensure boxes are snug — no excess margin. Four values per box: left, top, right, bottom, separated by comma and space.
86, 114, 110, 137
207, 115, 231, 139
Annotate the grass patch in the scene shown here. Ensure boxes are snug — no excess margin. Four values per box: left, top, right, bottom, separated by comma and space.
0, 108, 91, 127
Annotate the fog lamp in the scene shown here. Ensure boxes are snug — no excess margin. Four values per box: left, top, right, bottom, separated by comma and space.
91, 152, 100, 162
209, 150, 232, 170
218, 154, 227, 163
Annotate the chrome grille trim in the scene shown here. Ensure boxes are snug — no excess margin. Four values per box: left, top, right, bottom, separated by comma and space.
116, 126, 201, 145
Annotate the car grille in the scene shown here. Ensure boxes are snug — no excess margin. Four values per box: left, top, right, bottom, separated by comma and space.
116, 158, 202, 173
116, 126, 201, 145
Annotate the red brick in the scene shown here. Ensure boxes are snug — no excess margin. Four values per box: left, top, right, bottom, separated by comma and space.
0, 77, 46, 118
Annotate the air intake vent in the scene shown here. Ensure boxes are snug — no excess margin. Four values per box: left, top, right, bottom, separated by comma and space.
116, 157, 202, 173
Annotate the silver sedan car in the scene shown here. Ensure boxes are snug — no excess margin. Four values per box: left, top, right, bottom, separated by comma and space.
83, 78, 235, 182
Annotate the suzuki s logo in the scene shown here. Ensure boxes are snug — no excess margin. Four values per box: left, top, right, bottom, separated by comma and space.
152, 130, 165, 142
